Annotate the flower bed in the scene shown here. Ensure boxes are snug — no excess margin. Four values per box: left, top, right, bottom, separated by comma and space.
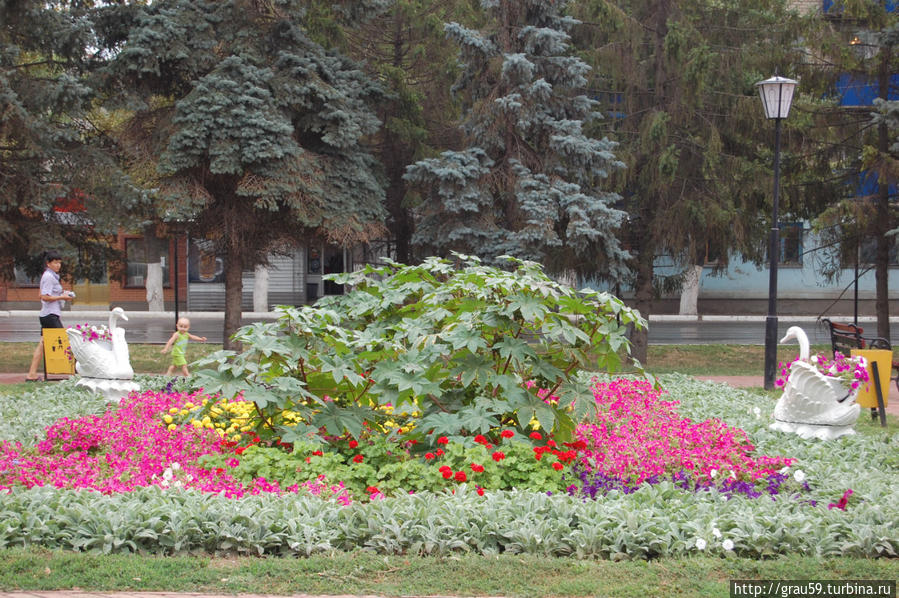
0, 374, 896, 558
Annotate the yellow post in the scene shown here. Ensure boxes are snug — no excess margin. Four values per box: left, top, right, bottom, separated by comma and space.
850, 348, 891, 409
42, 329, 75, 376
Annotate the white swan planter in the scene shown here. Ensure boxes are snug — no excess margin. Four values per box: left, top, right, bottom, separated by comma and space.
771, 326, 861, 441
66, 307, 140, 402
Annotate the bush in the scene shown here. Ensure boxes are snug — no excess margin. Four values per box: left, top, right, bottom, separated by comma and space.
193, 254, 644, 447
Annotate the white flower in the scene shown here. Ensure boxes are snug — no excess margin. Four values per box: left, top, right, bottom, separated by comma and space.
709, 469, 717, 479
695, 538, 707, 550
779, 466, 789, 474
752, 406, 761, 418
712, 527, 722, 539
793, 470, 806, 483
171, 462, 181, 471
162, 468, 173, 481
722, 539, 734, 551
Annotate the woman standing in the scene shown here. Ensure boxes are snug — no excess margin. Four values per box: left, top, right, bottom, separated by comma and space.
26, 251, 75, 381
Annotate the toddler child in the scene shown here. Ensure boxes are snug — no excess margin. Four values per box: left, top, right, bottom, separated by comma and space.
161, 317, 207, 376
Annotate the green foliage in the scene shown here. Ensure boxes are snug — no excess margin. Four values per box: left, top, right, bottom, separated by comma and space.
0, 0, 142, 276
201, 436, 569, 499
194, 254, 644, 445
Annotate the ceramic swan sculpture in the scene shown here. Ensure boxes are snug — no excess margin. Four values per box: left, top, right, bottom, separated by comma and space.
66, 307, 135, 380
771, 326, 860, 440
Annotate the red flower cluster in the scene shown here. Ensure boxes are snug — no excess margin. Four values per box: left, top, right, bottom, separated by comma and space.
828, 488, 854, 511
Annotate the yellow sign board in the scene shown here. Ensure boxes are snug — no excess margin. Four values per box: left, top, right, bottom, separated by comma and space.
851, 348, 891, 409
42, 329, 75, 376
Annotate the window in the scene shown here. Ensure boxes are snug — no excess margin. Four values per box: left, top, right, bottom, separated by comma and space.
13, 266, 40, 287
780, 223, 804, 266
854, 236, 899, 266
125, 238, 170, 287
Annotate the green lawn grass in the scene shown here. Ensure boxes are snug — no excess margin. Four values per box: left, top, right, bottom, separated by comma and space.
2, 548, 897, 597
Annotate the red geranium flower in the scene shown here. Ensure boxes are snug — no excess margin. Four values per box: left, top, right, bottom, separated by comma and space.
501, 430, 514, 439
348, 440, 359, 448
455, 471, 467, 482
492, 451, 505, 462
312, 450, 323, 456
552, 461, 564, 471
529, 431, 542, 440
474, 434, 487, 444
442, 469, 453, 479
476, 486, 485, 496
436, 449, 444, 456
547, 440, 557, 448
425, 452, 436, 460
471, 463, 485, 473
352, 454, 364, 463
437, 436, 449, 445
366, 486, 379, 494
235, 446, 247, 455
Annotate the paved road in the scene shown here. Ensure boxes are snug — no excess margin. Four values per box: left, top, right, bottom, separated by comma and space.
2, 310, 899, 345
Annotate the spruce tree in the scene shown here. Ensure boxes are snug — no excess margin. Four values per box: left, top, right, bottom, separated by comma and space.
404, 0, 629, 278
95, 0, 389, 346
0, 0, 139, 279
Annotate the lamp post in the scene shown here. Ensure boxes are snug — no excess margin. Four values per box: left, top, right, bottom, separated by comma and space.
756, 75, 798, 390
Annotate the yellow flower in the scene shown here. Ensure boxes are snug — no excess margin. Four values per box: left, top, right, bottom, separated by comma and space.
167, 423, 177, 431
184, 401, 194, 409
190, 419, 203, 429
179, 409, 189, 416
163, 415, 173, 424
168, 407, 179, 414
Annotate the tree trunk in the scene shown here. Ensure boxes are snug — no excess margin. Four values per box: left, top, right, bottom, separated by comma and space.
678, 264, 702, 316
631, 245, 655, 365
143, 224, 165, 312
145, 263, 164, 311
223, 247, 243, 351
253, 264, 269, 313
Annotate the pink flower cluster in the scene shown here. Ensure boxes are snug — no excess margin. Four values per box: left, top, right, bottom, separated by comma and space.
0, 390, 350, 502
575, 379, 794, 485
776, 352, 869, 390
68, 323, 112, 343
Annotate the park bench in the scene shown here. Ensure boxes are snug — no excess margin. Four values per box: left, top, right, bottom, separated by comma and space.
821, 318, 895, 425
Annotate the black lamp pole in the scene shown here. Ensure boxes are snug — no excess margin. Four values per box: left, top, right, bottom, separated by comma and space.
763, 114, 783, 390
757, 74, 797, 391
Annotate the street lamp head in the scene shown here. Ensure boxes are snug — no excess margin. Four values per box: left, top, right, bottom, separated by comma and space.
756, 75, 798, 120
